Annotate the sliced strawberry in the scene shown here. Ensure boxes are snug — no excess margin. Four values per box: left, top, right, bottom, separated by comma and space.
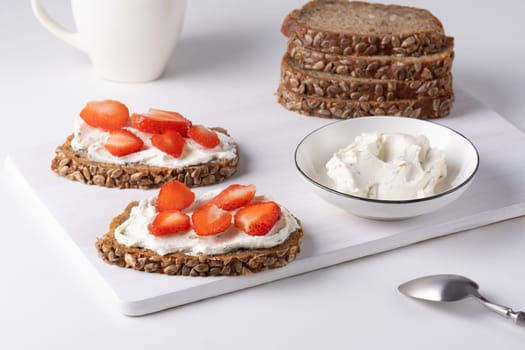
234, 201, 281, 236
131, 109, 191, 136
151, 130, 185, 158
149, 108, 188, 120
187, 125, 220, 148
80, 100, 129, 131
191, 203, 232, 236
148, 210, 190, 236
156, 181, 195, 212
210, 184, 256, 210
104, 129, 144, 157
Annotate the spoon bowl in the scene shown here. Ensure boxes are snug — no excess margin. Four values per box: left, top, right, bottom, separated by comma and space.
398, 274, 480, 302
399, 274, 525, 326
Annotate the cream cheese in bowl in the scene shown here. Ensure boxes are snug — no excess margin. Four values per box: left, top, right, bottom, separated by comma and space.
294, 117, 479, 220
326, 132, 447, 200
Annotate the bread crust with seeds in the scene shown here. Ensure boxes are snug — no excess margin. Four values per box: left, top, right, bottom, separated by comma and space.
282, 0, 449, 57
281, 55, 453, 102
96, 202, 303, 276
277, 84, 454, 119
288, 37, 454, 80
50, 128, 239, 189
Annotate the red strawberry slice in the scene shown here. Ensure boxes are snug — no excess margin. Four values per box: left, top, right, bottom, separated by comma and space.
80, 100, 129, 131
104, 129, 144, 157
187, 125, 220, 148
149, 108, 186, 119
148, 210, 190, 236
131, 109, 191, 136
234, 201, 281, 236
156, 181, 195, 212
147, 109, 192, 137
210, 184, 256, 210
151, 130, 185, 158
191, 203, 232, 236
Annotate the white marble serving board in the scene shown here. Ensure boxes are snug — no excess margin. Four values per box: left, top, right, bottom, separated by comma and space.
5, 87, 525, 316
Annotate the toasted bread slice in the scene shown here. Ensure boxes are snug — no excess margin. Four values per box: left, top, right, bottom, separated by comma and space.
96, 201, 303, 276
51, 128, 239, 189
277, 84, 454, 119
282, 0, 449, 57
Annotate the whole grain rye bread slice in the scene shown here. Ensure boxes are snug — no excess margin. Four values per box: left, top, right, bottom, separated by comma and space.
281, 55, 453, 102
50, 128, 239, 189
282, 0, 449, 57
288, 37, 454, 80
277, 85, 454, 119
96, 202, 303, 276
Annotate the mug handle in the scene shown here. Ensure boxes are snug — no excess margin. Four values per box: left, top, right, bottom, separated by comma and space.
30, 0, 85, 52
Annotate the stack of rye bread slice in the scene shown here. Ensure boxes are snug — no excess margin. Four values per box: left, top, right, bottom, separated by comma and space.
277, 0, 455, 119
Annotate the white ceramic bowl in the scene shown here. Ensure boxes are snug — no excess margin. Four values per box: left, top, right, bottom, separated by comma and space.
295, 117, 479, 220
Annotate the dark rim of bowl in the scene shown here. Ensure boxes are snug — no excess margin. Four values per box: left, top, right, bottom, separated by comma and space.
294, 116, 480, 204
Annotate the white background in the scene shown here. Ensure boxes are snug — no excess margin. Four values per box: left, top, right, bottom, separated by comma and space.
1, 0, 525, 348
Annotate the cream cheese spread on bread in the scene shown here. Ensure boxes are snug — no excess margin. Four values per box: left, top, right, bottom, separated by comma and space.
114, 190, 300, 256
71, 117, 237, 167
326, 132, 447, 200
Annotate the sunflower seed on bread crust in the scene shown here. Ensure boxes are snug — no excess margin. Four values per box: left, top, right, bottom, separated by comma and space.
50, 128, 239, 189
281, 0, 450, 57
288, 37, 454, 80
95, 202, 303, 276
281, 55, 453, 101
277, 85, 454, 119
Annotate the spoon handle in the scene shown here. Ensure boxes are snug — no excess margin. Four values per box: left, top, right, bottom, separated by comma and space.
476, 296, 525, 327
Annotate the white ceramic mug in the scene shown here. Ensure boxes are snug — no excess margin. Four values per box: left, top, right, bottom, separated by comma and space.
31, 0, 187, 82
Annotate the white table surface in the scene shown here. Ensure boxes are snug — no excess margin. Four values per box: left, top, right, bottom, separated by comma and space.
1, 0, 524, 348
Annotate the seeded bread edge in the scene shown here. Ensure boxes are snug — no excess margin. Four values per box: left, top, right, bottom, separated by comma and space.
288, 37, 454, 80
277, 84, 454, 119
50, 128, 239, 189
281, 55, 454, 101
95, 201, 303, 276
281, 0, 449, 57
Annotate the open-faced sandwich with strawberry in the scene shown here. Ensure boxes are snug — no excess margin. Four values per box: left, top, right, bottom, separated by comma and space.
51, 100, 239, 189
96, 182, 303, 276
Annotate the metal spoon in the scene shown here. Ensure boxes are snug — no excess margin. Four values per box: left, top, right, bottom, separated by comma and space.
398, 274, 525, 326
